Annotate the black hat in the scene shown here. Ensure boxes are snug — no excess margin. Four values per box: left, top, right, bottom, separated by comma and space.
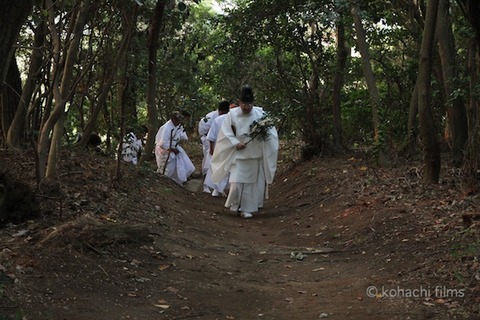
240, 85, 254, 103
172, 111, 184, 120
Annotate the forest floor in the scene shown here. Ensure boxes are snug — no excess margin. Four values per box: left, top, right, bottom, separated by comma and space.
1, 141, 480, 320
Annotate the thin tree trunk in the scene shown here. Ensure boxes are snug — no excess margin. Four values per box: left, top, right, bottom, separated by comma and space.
463, 38, 480, 184
0, 1, 33, 85
333, 13, 348, 150
351, 5, 387, 165
115, 78, 129, 180
40, 0, 90, 180
1, 58, 21, 141
417, 0, 441, 184
140, 0, 169, 165
7, 18, 47, 148
80, 21, 134, 148
406, 78, 419, 156
0, 0, 33, 147
437, 0, 468, 166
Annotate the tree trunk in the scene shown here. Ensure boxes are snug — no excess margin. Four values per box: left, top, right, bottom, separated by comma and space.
0, 0, 33, 147
7, 18, 47, 149
332, 13, 348, 150
1, 58, 21, 141
40, 0, 91, 180
80, 6, 136, 149
463, 38, 480, 185
140, 0, 169, 164
436, 0, 468, 166
0, 1, 33, 84
351, 5, 387, 165
406, 78, 419, 156
417, 0, 441, 184
456, 0, 480, 46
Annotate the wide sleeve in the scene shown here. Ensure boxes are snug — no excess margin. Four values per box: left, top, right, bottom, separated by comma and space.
156, 123, 176, 150
179, 126, 188, 141
210, 113, 238, 183
263, 126, 279, 184
155, 126, 166, 148
198, 117, 209, 136
206, 118, 220, 142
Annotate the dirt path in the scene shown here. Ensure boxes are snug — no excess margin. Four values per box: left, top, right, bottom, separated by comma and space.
143, 181, 431, 320
1, 152, 478, 319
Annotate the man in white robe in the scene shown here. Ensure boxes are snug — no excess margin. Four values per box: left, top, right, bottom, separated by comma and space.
211, 86, 279, 218
198, 108, 219, 192
198, 109, 219, 173
204, 100, 231, 196
121, 126, 147, 165
155, 111, 195, 185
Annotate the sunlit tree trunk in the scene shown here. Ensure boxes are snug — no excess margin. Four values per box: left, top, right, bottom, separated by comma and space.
417, 0, 441, 184
437, 0, 468, 166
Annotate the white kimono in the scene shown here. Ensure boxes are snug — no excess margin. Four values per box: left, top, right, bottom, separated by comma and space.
121, 132, 142, 165
210, 107, 279, 213
204, 114, 229, 194
155, 120, 195, 185
198, 110, 219, 175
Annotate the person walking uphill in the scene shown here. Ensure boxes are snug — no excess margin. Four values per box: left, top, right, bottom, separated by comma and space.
155, 111, 195, 185
210, 85, 279, 218
204, 100, 231, 197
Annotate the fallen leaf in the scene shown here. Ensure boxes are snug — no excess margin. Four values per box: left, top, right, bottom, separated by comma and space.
158, 264, 170, 271
154, 304, 170, 309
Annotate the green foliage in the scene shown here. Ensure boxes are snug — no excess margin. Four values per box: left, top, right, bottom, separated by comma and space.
10, 0, 479, 167
341, 88, 373, 144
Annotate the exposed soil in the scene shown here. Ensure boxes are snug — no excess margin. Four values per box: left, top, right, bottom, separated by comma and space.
1, 143, 479, 320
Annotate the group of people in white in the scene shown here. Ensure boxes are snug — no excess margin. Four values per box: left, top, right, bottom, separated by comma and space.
121, 85, 279, 219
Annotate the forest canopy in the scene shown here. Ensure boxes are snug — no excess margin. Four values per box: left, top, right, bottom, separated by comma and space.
1, 0, 480, 185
